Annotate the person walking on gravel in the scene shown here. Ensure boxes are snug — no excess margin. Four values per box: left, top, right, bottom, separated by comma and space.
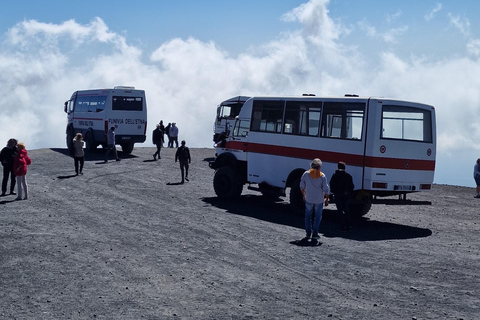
73, 133, 85, 175
1, 138, 17, 196
152, 123, 164, 160
300, 158, 330, 243
175, 140, 191, 184
330, 161, 355, 230
474, 158, 480, 198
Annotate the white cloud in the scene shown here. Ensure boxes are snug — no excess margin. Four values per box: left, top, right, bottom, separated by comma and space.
425, 3, 443, 21
1, 0, 480, 187
448, 13, 471, 37
358, 18, 408, 43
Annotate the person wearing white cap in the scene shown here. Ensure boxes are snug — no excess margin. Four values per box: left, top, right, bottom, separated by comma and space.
300, 158, 330, 243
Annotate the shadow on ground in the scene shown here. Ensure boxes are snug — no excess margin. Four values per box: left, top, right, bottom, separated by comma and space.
202, 195, 432, 242
50, 148, 138, 162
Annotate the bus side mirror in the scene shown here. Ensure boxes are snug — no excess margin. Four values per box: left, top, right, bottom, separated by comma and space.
64, 101, 68, 113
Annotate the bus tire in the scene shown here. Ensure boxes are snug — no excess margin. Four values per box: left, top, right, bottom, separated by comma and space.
66, 128, 74, 152
213, 166, 243, 199
85, 131, 97, 152
121, 142, 134, 154
350, 201, 372, 216
289, 178, 305, 215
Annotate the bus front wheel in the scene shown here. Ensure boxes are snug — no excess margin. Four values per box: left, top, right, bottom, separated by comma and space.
213, 167, 243, 199
85, 132, 98, 152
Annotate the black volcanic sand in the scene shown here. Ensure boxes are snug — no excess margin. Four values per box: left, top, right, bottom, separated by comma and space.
1, 147, 478, 319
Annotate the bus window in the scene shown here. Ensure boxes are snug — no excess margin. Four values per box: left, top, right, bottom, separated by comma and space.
284, 101, 322, 136
112, 96, 143, 111
321, 102, 365, 140
233, 120, 250, 137
89, 96, 107, 112
381, 105, 432, 142
251, 100, 284, 133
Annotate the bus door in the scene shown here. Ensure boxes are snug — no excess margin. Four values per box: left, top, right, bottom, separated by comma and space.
319, 99, 368, 190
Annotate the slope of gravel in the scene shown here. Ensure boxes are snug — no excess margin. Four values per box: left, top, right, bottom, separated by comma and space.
0, 147, 478, 319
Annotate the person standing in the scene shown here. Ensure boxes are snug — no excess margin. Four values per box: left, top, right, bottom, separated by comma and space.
14, 142, 31, 200
329, 161, 355, 230
159, 120, 165, 146
300, 158, 330, 243
170, 123, 179, 148
165, 123, 172, 148
0, 138, 18, 196
474, 158, 480, 198
105, 126, 120, 162
175, 140, 191, 184
73, 133, 85, 175
152, 123, 164, 160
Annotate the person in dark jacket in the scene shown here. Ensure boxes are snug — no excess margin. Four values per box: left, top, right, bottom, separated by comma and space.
175, 140, 191, 184
165, 123, 172, 148
152, 123, 164, 160
0, 138, 18, 196
329, 161, 355, 230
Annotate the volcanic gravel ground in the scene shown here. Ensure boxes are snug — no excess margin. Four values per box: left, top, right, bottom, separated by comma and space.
0, 147, 478, 319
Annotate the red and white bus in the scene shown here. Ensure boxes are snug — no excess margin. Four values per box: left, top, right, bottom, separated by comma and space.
213, 96, 250, 143
210, 95, 436, 215
64, 86, 147, 154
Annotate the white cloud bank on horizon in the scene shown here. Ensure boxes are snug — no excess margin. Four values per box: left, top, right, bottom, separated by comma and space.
1, 0, 480, 186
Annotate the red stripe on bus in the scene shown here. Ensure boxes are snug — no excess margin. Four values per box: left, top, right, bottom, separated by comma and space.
224, 141, 435, 171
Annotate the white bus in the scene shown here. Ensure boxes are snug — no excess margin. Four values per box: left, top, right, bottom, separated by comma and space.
213, 96, 250, 143
64, 86, 147, 154
210, 95, 436, 215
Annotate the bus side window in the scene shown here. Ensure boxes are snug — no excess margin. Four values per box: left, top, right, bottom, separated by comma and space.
284, 101, 321, 136
251, 100, 284, 133
234, 120, 250, 137
321, 102, 365, 140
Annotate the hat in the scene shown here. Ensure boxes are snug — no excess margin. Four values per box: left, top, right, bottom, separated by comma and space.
311, 158, 322, 169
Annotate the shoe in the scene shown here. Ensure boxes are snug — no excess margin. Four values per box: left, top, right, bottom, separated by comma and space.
181, 180, 184, 184
15, 197, 22, 201
80, 172, 83, 175
185, 177, 189, 181
24, 196, 27, 200
10, 191, 16, 195
1, 193, 5, 197
116, 158, 121, 161
153, 154, 156, 160
312, 235, 320, 240
475, 195, 480, 198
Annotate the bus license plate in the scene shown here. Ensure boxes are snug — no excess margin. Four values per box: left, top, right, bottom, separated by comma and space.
394, 185, 413, 191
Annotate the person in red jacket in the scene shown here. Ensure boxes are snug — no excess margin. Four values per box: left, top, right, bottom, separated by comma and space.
13, 142, 31, 200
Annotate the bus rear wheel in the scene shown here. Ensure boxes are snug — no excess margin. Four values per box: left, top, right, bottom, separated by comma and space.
121, 142, 134, 154
289, 178, 305, 216
213, 166, 243, 199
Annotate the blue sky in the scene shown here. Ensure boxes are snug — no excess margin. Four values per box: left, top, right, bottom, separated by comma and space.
1, 0, 480, 187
